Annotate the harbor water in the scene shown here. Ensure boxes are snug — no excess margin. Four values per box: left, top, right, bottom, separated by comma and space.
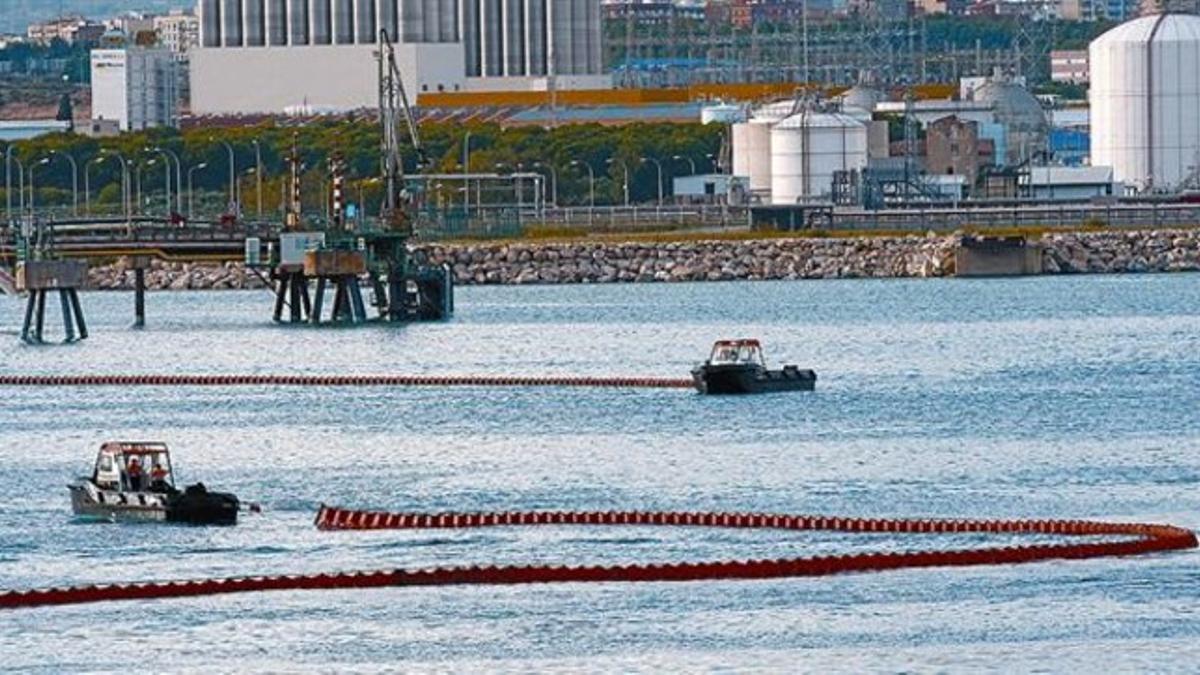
1, 275, 1199, 671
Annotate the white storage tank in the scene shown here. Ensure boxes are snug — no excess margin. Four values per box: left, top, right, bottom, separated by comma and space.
701, 104, 746, 125
769, 111, 868, 205
1090, 13, 1200, 191
731, 101, 796, 196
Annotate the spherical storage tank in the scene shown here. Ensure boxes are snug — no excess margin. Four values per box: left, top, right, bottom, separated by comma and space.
732, 101, 796, 195
971, 76, 1047, 166
1090, 13, 1200, 190
769, 111, 868, 205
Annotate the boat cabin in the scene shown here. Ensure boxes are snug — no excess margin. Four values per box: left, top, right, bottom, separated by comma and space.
92, 441, 175, 493
707, 339, 767, 367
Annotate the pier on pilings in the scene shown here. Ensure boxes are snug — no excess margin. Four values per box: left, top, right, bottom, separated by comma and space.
306, 249, 369, 324
16, 259, 88, 344
271, 264, 313, 323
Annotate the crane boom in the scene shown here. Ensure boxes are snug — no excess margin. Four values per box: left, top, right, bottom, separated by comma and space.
377, 29, 423, 231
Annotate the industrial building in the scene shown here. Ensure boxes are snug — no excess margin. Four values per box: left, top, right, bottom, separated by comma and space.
1089, 12, 1200, 191
191, 0, 609, 115
91, 47, 180, 131
727, 69, 1064, 205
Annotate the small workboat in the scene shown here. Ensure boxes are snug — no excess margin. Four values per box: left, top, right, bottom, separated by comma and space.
691, 339, 817, 395
67, 442, 241, 525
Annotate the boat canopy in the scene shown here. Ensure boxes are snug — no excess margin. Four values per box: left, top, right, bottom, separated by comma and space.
99, 441, 171, 458
709, 339, 766, 366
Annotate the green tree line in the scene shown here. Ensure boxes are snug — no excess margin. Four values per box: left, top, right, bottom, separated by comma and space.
1, 120, 724, 219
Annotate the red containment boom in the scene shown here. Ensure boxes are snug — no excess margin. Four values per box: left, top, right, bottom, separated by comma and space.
0, 374, 694, 389
1, 506, 1194, 609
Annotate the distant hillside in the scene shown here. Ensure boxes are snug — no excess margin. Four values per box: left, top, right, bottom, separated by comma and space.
0, 1, 194, 35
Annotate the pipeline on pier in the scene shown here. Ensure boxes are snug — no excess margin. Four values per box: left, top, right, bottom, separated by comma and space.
1, 506, 1193, 609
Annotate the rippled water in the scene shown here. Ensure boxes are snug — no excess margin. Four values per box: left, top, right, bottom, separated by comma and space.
2, 276, 1199, 672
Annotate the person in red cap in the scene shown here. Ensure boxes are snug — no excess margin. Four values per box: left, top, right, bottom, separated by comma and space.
149, 463, 170, 493
126, 457, 143, 492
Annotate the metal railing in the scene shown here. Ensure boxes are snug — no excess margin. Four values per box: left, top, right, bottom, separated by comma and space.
823, 203, 1200, 232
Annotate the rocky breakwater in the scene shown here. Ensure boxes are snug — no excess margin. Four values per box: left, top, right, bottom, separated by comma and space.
424, 236, 959, 284
87, 259, 271, 291
77, 229, 1200, 290
1042, 229, 1200, 274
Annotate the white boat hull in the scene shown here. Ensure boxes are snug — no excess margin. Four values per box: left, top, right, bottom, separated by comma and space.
68, 481, 168, 522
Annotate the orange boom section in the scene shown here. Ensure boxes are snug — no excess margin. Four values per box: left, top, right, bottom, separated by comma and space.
2, 507, 1193, 609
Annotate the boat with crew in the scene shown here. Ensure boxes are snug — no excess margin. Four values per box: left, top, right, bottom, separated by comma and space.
67, 441, 242, 525
691, 339, 817, 394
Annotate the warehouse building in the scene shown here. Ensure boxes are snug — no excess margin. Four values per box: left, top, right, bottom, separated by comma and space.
191, 0, 609, 114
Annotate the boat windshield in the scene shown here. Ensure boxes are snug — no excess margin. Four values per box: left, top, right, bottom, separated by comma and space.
710, 342, 764, 366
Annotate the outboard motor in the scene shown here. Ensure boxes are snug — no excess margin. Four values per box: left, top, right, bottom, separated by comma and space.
165, 483, 240, 525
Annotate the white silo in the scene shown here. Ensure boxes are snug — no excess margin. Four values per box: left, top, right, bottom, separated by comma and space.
241, 0, 264, 46
769, 111, 868, 205
701, 103, 746, 125
1090, 13, 1200, 191
731, 101, 796, 196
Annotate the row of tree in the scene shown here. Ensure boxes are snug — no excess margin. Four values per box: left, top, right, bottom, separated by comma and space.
1, 119, 725, 219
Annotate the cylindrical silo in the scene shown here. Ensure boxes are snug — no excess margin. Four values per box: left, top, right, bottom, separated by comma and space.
571, 0, 587, 75
201, 0, 222, 47
377, 0, 398, 40
289, 0, 310, 44
267, 0, 288, 45
462, 0, 481, 75
438, 0, 456, 41
1090, 13, 1200, 191
243, 0, 265, 46
422, 0, 438, 42
355, 0, 376, 42
333, 0, 355, 43
222, 0, 243, 46
401, 0, 423, 41
311, 0, 332, 43
504, 0, 525, 75
585, 0, 600, 74
482, 0, 503, 76
733, 121, 773, 194
549, 0, 570, 76
731, 102, 793, 195
770, 111, 867, 205
526, 0, 546, 75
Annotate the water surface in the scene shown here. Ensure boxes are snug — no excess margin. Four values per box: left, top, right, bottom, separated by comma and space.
1, 275, 1199, 671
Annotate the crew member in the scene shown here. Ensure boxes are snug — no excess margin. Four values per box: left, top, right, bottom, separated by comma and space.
127, 457, 143, 492
149, 463, 170, 493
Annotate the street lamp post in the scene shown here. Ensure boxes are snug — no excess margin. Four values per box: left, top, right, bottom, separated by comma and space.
152, 146, 184, 216
48, 151, 79, 217
639, 156, 664, 206
533, 162, 558, 208
4, 143, 18, 226
135, 159, 158, 215
188, 162, 209, 221
100, 149, 131, 224
495, 162, 524, 211
462, 131, 472, 214
236, 167, 256, 219
605, 158, 630, 206
569, 160, 595, 227
27, 157, 50, 220
145, 148, 172, 218
210, 137, 236, 214
251, 138, 263, 219
672, 154, 696, 176
9, 156, 25, 227
84, 157, 97, 216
